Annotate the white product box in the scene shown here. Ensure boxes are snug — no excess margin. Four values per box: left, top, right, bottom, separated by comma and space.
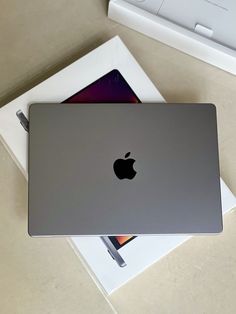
108, 0, 236, 75
0, 36, 235, 294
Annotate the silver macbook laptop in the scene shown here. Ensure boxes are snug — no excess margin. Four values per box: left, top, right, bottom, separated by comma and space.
28, 103, 222, 236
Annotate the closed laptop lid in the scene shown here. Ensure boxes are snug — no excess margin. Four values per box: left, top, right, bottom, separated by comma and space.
28, 103, 222, 236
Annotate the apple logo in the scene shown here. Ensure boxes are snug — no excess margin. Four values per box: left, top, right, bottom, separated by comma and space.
113, 152, 137, 180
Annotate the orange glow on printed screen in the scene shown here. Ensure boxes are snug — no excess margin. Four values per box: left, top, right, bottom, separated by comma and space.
115, 236, 133, 245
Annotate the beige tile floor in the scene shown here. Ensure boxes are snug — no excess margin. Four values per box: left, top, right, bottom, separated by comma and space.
0, 1, 235, 313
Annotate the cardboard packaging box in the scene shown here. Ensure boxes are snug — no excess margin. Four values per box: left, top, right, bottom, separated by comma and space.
0, 36, 235, 294
108, 0, 236, 75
